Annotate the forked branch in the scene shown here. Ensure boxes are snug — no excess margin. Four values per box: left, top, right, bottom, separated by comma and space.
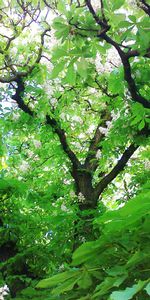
94, 144, 138, 199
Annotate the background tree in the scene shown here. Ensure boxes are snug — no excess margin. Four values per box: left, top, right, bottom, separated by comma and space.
0, 0, 150, 299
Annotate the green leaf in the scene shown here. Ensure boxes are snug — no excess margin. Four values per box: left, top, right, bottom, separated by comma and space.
145, 282, 150, 296
52, 48, 68, 61
112, 0, 125, 10
119, 21, 132, 28
110, 280, 148, 300
128, 15, 136, 23
92, 277, 116, 298
92, 274, 127, 299
55, 26, 70, 40
72, 241, 99, 266
64, 63, 76, 85
138, 119, 145, 130
57, 0, 66, 14
77, 271, 93, 289
130, 115, 142, 126
36, 270, 79, 289
76, 58, 88, 79
51, 61, 66, 79
52, 277, 79, 295
52, 17, 66, 30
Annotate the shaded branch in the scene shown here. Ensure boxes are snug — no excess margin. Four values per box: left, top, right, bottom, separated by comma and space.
120, 56, 150, 108
46, 115, 81, 169
12, 78, 33, 116
95, 77, 119, 98
138, 0, 150, 16
94, 144, 138, 199
85, 1, 150, 109
11, 77, 80, 170
126, 49, 150, 59
0, 27, 50, 83
100, 35, 150, 109
85, 0, 110, 31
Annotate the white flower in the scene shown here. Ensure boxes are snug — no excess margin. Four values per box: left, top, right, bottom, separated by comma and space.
19, 161, 30, 172
75, 142, 81, 149
87, 124, 96, 134
50, 98, 57, 107
96, 150, 102, 159
61, 204, 68, 212
43, 166, 50, 171
33, 140, 41, 148
70, 191, 76, 198
99, 126, 108, 135
0, 285, 9, 300
27, 150, 34, 158
59, 264, 65, 271
60, 113, 70, 121
63, 179, 71, 184
78, 133, 85, 139
72, 115, 83, 124
33, 155, 40, 161
106, 121, 112, 128
144, 159, 150, 170
60, 112, 65, 119
78, 192, 85, 203
12, 112, 20, 121
95, 48, 121, 74
29, 103, 35, 109
111, 110, 120, 121
80, 236, 86, 242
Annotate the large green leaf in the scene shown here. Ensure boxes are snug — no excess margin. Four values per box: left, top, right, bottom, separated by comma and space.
36, 270, 79, 289
112, 0, 125, 10
76, 58, 88, 79
52, 277, 79, 295
64, 63, 76, 85
92, 275, 127, 299
145, 282, 150, 296
109, 280, 149, 300
50, 61, 66, 79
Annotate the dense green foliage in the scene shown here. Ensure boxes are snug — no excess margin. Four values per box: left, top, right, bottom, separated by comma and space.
0, 0, 150, 299
37, 186, 150, 299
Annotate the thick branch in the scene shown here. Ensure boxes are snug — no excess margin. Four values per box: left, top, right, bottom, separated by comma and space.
101, 34, 150, 108
121, 56, 150, 108
94, 144, 138, 199
85, 0, 110, 32
85, 1, 150, 109
126, 49, 150, 59
12, 78, 33, 116
46, 115, 80, 169
100, 37, 150, 108
11, 78, 80, 169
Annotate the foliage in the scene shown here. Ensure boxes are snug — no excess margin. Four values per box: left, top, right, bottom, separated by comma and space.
37, 185, 150, 299
0, 0, 150, 299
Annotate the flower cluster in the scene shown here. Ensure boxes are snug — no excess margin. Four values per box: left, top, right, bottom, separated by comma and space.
95, 48, 121, 74
0, 285, 9, 300
19, 161, 30, 172
78, 192, 85, 203
33, 139, 42, 148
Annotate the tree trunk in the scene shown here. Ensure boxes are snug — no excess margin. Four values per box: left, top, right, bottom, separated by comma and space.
72, 167, 99, 249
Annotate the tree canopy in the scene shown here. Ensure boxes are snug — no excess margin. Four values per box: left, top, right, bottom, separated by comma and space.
0, 0, 150, 299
